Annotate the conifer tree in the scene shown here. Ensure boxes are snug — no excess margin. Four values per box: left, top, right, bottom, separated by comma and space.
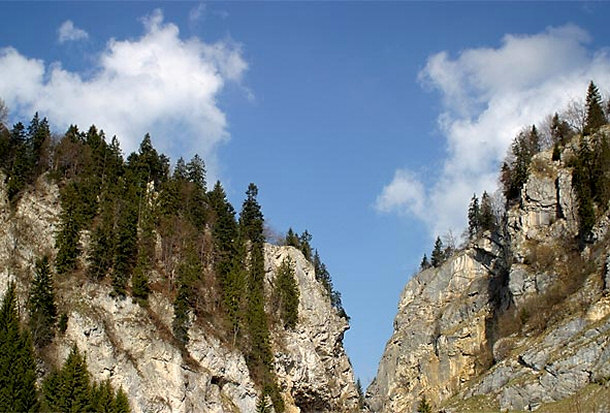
550, 112, 571, 145
112, 388, 130, 413
298, 230, 312, 261
275, 257, 299, 329
90, 379, 114, 413
42, 345, 91, 413
186, 154, 206, 191
431, 237, 444, 267
239, 184, 284, 412
172, 244, 201, 345
584, 81, 606, 135
417, 396, 432, 413
173, 157, 187, 181
467, 194, 480, 238
256, 392, 272, 413
284, 228, 300, 248
0, 283, 39, 413
479, 191, 495, 232
112, 183, 139, 297
28, 255, 57, 347
7, 122, 28, 203
420, 254, 430, 271
55, 182, 86, 274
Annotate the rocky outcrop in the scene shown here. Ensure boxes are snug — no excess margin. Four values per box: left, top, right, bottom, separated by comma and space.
365, 236, 504, 412
266, 245, 360, 412
367, 148, 610, 412
0, 173, 358, 413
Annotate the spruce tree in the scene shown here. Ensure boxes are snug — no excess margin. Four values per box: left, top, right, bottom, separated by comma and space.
42, 345, 91, 413
467, 194, 480, 238
275, 257, 299, 329
7, 122, 29, 203
0, 283, 39, 413
55, 182, 84, 274
420, 254, 430, 271
239, 184, 284, 412
479, 191, 495, 232
584, 81, 606, 135
112, 387, 130, 413
431, 237, 444, 267
186, 154, 206, 191
284, 228, 300, 248
298, 230, 312, 261
28, 255, 57, 347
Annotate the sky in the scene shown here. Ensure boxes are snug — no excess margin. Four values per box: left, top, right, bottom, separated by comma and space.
2, 1, 610, 386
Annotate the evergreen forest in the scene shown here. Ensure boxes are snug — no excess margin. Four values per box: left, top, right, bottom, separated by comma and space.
0, 104, 347, 412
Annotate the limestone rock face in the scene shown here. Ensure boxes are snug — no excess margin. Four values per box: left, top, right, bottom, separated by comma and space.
0, 174, 358, 413
367, 149, 610, 412
265, 245, 360, 412
365, 236, 503, 412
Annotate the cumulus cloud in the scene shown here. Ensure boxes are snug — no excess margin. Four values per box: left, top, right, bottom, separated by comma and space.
377, 24, 610, 237
0, 9, 248, 178
57, 20, 89, 43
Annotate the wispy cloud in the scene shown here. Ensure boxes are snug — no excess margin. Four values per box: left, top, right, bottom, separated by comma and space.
189, 3, 206, 23
376, 25, 610, 237
57, 20, 89, 43
0, 9, 248, 179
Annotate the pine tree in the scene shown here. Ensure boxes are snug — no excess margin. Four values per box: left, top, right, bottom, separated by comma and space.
0, 283, 39, 413
467, 194, 480, 238
28, 255, 57, 347
431, 237, 444, 267
584, 81, 607, 135
275, 257, 299, 329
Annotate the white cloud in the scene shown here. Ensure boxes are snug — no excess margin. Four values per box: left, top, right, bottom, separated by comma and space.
377, 25, 610, 237
189, 3, 206, 23
375, 170, 425, 217
58, 20, 89, 43
0, 9, 248, 179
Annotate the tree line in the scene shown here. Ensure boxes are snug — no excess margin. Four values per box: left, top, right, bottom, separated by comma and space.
419, 81, 610, 271
0, 107, 324, 412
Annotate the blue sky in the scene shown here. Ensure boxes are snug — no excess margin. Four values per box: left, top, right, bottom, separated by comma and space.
2, 1, 610, 386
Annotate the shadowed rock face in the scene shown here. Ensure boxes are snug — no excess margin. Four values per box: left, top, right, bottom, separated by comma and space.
367, 147, 610, 413
0, 173, 359, 413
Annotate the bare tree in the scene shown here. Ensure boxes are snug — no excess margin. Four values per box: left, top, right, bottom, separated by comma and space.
0, 98, 8, 127
562, 98, 586, 135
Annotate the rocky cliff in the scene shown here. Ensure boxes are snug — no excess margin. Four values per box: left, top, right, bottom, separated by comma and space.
367, 143, 610, 412
0, 173, 359, 413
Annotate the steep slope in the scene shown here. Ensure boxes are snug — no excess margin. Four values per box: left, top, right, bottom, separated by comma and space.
0, 173, 359, 412
367, 141, 610, 412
